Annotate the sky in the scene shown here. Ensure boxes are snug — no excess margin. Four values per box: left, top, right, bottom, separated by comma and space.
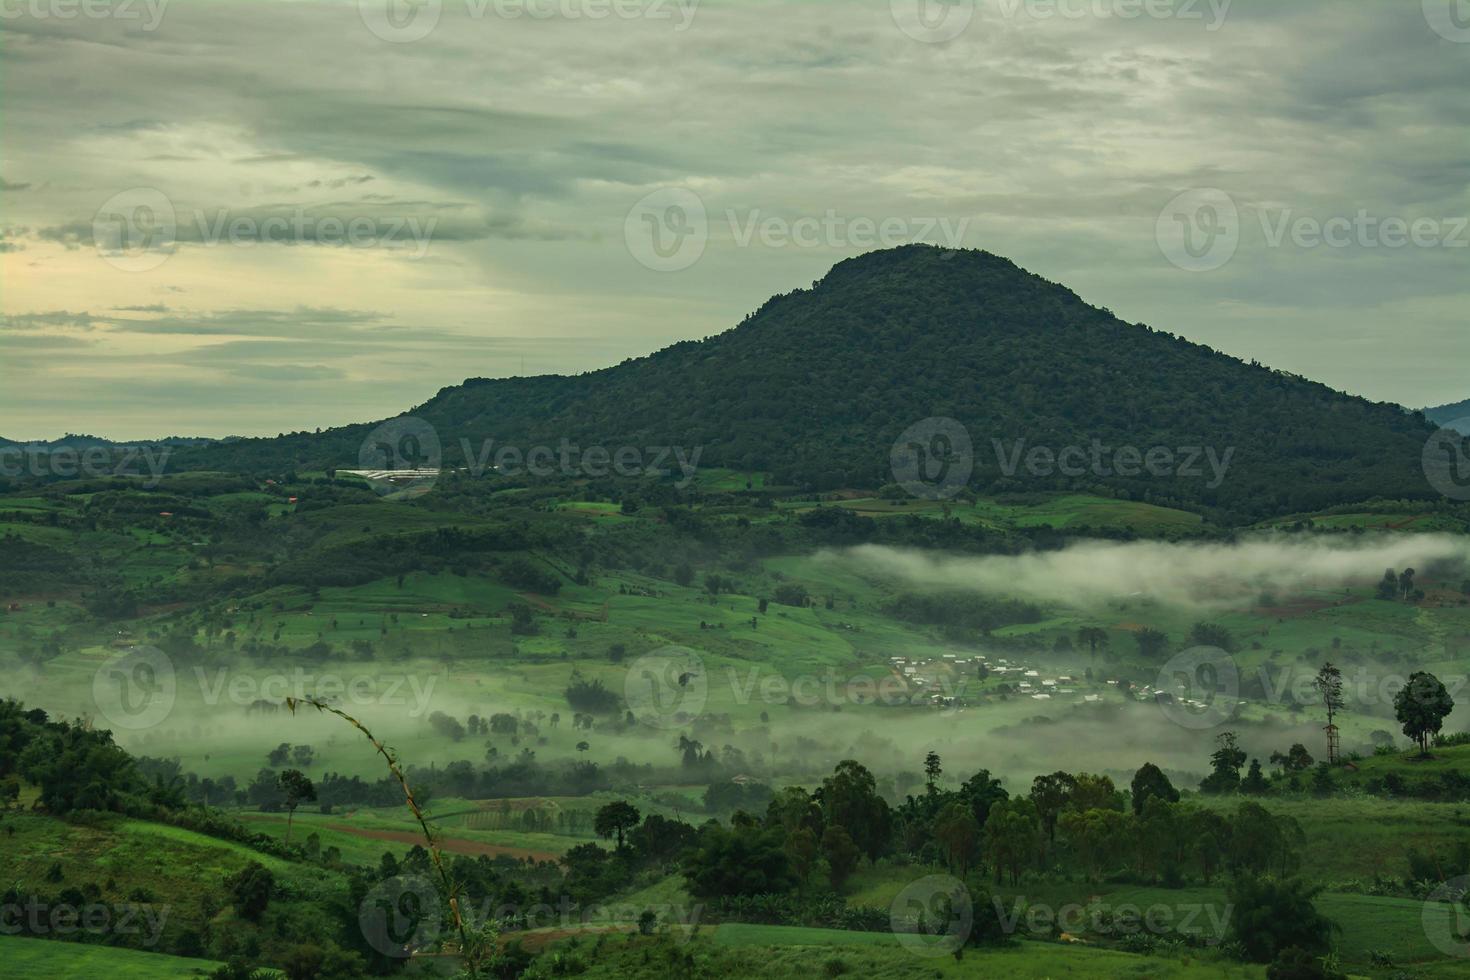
1, 0, 1467, 440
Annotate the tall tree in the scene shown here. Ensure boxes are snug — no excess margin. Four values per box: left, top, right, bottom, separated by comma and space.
923, 751, 942, 794
1394, 671, 1454, 756
982, 798, 1039, 885
820, 824, 861, 891
1398, 567, 1417, 599
1200, 731, 1247, 794
933, 801, 980, 876
277, 769, 316, 845
1313, 662, 1345, 763
1029, 771, 1076, 842
818, 760, 892, 863
594, 800, 642, 849
1129, 762, 1179, 816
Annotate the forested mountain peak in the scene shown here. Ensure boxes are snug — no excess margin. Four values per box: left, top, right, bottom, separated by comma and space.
187, 246, 1432, 520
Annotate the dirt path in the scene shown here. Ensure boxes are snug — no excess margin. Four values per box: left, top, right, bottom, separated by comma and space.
325, 823, 560, 863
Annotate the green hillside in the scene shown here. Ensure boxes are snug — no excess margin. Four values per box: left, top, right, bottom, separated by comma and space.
175, 246, 1437, 522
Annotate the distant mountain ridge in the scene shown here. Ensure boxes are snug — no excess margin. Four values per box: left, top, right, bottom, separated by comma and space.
0, 433, 228, 450
1424, 400, 1470, 435
179, 245, 1435, 521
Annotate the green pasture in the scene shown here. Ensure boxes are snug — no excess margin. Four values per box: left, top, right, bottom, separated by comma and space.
0, 935, 231, 980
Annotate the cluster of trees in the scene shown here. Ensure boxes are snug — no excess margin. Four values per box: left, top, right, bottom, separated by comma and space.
1376, 566, 1424, 602
522, 753, 1329, 971
564, 674, 620, 714
673, 756, 1312, 901
0, 700, 143, 814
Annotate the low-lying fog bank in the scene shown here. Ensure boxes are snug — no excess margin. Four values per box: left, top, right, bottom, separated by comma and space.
835, 534, 1470, 610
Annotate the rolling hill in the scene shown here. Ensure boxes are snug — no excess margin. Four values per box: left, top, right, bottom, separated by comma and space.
180, 246, 1436, 521
1425, 398, 1470, 434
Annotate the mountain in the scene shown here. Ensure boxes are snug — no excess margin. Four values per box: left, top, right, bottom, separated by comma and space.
181, 245, 1436, 520
1424, 399, 1470, 435
0, 433, 226, 450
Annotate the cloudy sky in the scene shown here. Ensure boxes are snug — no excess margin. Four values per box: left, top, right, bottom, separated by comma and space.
1, 0, 1466, 440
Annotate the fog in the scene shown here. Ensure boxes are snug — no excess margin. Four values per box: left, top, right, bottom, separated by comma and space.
836, 534, 1470, 610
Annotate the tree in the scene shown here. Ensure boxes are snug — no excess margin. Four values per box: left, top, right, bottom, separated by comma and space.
594, 800, 641, 850
1129, 762, 1179, 816
1395, 671, 1453, 756
1076, 627, 1109, 660
682, 823, 794, 899
933, 801, 980, 875
225, 861, 274, 921
956, 769, 1008, 827
1398, 567, 1417, 599
819, 760, 892, 862
1200, 731, 1247, 794
1058, 806, 1128, 881
268, 742, 291, 767
982, 798, 1039, 885
1376, 568, 1399, 600
821, 824, 861, 891
1313, 662, 1344, 763
923, 751, 942, 793
1188, 621, 1236, 652
1188, 807, 1230, 884
1029, 771, 1076, 841
1135, 628, 1169, 660
774, 583, 809, 607
1229, 802, 1303, 877
1270, 743, 1313, 773
1069, 772, 1121, 812
277, 769, 316, 844
784, 826, 819, 885
1241, 759, 1269, 794
1225, 874, 1334, 963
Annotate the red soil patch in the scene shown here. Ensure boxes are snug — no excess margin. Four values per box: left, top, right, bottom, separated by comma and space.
324, 823, 560, 863
516, 593, 558, 613
1253, 597, 1343, 619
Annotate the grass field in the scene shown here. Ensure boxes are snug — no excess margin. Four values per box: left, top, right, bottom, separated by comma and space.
0, 935, 232, 979
1196, 792, 1470, 884
564, 929, 1269, 978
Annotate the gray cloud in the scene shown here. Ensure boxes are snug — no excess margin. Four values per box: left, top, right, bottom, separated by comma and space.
1, 0, 1466, 438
